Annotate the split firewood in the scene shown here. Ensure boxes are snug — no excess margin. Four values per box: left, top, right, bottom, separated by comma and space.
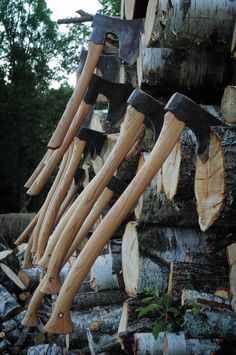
221, 86, 236, 124
118, 297, 153, 353
195, 126, 236, 231
122, 222, 216, 296
134, 332, 165, 355
90, 253, 122, 291
184, 309, 236, 340
168, 256, 228, 302
163, 331, 221, 355
144, 0, 236, 50
0, 285, 21, 321
181, 289, 231, 311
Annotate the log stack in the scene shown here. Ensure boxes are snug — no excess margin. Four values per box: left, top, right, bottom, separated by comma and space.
2, 0, 236, 353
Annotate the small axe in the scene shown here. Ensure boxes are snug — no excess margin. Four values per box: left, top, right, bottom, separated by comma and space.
27, 75, 133, 196
43, 90, 224, 335
38, 90, 164, 296
47, 13, 143, 149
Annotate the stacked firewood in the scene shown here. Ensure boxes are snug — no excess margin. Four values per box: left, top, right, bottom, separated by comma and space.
1, 0, 236, 354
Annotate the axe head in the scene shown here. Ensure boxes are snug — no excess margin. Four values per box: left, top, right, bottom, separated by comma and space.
90, 13, 144, 65
164, 93, 225, 163
127, 89, 165, 142
77, 48, 122, 83
84, 74, 134, 124
77, 127, 106, 159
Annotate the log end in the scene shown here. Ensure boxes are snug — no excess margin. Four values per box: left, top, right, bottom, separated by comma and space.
44, 311, 74, 334
40, 275, 62, 295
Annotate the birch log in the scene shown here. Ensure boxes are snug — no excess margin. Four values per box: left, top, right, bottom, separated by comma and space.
72, 289, 127, 310
0, 285, 21, 320
181, 289, 231, 311
144, 0, 236, 50
221, 86, 236, 124
134, 332, 165, 355
195, 127, 236, 231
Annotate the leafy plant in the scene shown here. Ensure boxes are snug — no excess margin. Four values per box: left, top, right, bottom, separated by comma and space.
138, 288, 205, 339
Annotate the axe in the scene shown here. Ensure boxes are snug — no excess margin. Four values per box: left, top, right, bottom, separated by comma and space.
48, 14, 143, 149
39, 90, 164, 296
43, 90, 224, 335
21, 176, 127, 327
27, 75, 133, 196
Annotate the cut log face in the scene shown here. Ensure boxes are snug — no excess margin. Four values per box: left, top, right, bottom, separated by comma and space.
221, 85, 236, 124
162, 141, 181, 200
144, 0, 236, 50
195, 127, 236, 231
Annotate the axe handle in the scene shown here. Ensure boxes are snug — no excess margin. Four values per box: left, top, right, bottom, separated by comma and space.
44, 112, 186, 335
21, 281, 45, 327
15, 211, 40, 246
34, 138, 86, 264
47, 42, 104, 149
24, 149, 54, 189
27, 102, 92, 196
30, 147, 71, 256
63, 187, 114, 264
40, 106, 146, 295
21, 235, 34, 269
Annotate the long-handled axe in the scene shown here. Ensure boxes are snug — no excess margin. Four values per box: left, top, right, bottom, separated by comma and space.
48, 13, 143, 149
21, 176, 127, 327
42, 90, 224, 335
27, 75, 133, 196
38, 90, 164, 296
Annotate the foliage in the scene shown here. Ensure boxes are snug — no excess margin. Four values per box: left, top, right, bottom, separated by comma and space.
98, 0, 121, 16
139, 288, 205, 339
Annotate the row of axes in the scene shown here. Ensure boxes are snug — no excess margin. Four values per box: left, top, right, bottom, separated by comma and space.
15, 13, 225, 335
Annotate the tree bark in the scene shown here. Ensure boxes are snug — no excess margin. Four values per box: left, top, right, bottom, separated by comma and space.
181, 289, 231, 311
134, 332, 165, 355
0, 285, 21, 321
144, 0, 236, 50
195, 127, 236, 231
72, 289, 127, 310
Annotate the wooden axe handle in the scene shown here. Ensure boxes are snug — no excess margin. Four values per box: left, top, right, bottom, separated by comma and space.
55, 180, 80, 224
27, 102, 91, 196
63, 187, 114, 263
44, 112, 186, 334
21, 235, 34, 269
30, 147, 71, 256
21, 281, 45, 327
40, 106, 146, 295
34, 138, 86, 264
47, 42, 103, 149
24, 149, 54, 189
15, 211, 40, 246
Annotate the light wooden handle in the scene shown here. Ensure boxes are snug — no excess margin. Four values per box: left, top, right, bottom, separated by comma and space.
44, 112, 185, 334
24, 150, 53, 189
47, 42, 104, 149
54, 180, 79, 224
63, 187, 114, 263
40, 106, 146, 295
30, 148, 71, 256
21, 235, 33, 269
15, 212, 39, 246
27, 101, 91, 196
34, 138, 86, 263
21, 282, 45, 327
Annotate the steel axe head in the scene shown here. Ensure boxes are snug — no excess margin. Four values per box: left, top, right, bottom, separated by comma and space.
164, 93, 225, 163
77, 47, 122, 83
90, 13, 144, 65
77, 127, 106, 159
127, 89, 165, 141
83, 74, 134, 124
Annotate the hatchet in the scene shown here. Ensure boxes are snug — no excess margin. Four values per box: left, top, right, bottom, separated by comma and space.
27, 75, 133, 196
21, 176, 127, 327
34, 129, 106, 264
47, 14, 143, 150
39, 89, 164, 296
43, 90, 224, 335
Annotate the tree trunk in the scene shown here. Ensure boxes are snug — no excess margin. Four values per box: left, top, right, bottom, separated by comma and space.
195, 127, 236, 231
144, 0, 236, 50
221, 85, 236, 124
72, 289, 127, 310
134, 332, 165, 355
168, 258, 228, 301
181, 289, 231, 311
184, 309, 236, 340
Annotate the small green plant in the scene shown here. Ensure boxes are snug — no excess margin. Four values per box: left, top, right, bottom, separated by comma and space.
138, 288, 205, 339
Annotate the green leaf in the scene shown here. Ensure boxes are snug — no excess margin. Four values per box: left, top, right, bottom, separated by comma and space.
143, 296, 155, 303
152, 322, 165, 339
161, 293, 170, 310
138, 303, 160, 317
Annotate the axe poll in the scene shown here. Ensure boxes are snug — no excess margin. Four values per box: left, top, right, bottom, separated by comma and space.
48, 14, 143, 149
38, 90, 164, 296
42, 90, 224, 335
33, 128, 106, 264
21, 176, 127, 327
27, 75, 133, 196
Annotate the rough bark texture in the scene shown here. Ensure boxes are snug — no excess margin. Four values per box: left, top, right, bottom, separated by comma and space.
181, 289, 231, 311
134, 332, 165, 355
0, 285, 21, 320
72, 289, 127, 310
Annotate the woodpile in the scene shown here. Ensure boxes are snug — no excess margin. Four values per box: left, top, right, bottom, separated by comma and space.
1, 0, 236, 353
